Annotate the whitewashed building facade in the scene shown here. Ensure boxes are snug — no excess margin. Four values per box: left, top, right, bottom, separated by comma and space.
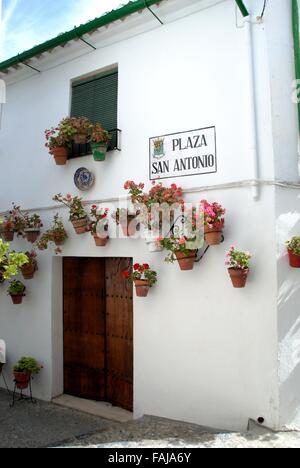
0, 0, 300, 432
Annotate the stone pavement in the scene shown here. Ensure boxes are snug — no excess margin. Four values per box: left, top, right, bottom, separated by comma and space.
0, 389, 114, 448
59, 418, 300, 449
1, 390, 300, 448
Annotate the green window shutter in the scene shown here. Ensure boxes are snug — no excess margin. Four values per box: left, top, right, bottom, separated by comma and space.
70, 71, 118, 157
71, 71, 118, 128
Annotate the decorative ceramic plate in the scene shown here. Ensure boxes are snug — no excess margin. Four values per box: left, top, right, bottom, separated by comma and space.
74, 168, 95, 191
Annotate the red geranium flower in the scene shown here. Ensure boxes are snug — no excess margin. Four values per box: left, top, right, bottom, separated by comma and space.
133, 263, 140, 271
121, 271, 130, 279
143, 264, 150, 270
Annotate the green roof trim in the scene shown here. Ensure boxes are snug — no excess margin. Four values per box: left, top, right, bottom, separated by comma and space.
234, 0, 249, 18
0, 0, 164, 73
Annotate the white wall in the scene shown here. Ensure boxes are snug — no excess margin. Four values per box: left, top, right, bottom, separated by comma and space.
0, 0, 298, 431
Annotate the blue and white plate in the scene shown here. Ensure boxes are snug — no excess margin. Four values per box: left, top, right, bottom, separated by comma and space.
74, 168, 95, 191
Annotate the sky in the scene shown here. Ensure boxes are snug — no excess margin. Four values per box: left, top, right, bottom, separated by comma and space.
0, 0, 125, 61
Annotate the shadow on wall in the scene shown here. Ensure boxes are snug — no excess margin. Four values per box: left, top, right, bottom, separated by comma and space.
277, 201, 300, 428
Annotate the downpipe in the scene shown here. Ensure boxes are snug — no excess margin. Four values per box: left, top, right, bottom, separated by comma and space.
244, 16, 259, 200
235, 1, 259, 199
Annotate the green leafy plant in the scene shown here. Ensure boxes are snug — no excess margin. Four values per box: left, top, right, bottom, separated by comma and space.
24, 213, 43, 230
226, 246, 251, 270
121, 263, 157, 287
10, 205, 27, 235
36, 214, 67, 253
0, 204, 28, 236
286, 236, 300, 255
23, 250, 38, 269
45, 126, 71, 153
13, 357, 41, 374
60, 116, 90, 139
0, 240, 28, 280
88, 123, 111, 145
159, 235, 202, 264
124, 180, 184, 208
123, 181, 184, 231
0, 214, 14, 233
53, 194, 87, 221
7, 280, 26, 296
6, 205, 43, 234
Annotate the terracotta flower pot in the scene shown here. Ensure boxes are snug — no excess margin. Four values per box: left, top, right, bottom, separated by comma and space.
93, 235, 109, 247
228, 268, 249, 288
175, 250, 197, 271
2, 230, 14, 242
134, 280, 150, 297
13, 371, 32, 390
120, 217, 139, 237
10, 294, 25, 305
74, 134, 87, 145
71, 217, 88, 235
287, 249, 300, 268
52, 147, 68, 166
25, 229, 40, 243
204, 227, 223, 246
21, 263, 36, 280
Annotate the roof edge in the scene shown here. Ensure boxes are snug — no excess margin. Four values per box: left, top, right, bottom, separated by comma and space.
0, 0, 165, 73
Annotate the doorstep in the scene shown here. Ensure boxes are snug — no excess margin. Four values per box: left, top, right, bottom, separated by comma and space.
52, 395, 133, 423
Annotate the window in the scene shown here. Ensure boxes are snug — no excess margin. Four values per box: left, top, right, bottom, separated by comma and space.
69, 70, 118, 158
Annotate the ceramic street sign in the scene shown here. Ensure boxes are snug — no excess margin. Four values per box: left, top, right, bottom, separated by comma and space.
149, 126, 217, 180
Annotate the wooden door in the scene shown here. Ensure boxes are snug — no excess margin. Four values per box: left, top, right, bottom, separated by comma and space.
63, 257, 133, 411
106, 258, 133, 411
63, 258, 106, 401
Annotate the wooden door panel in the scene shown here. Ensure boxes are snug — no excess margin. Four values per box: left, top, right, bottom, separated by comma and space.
63, 257, 133, 410
63, 257, 106, 401
106, 258, 133, 411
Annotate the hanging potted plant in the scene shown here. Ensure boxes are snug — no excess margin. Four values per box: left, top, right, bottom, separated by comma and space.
50, 214, 68, 246
201, 200, 225, 246
286, 237, 300, 268
36, 214, 68, 253
3, 205, 40, 241
122, 263, 157, 297
88, 123, 111, 161
8, 280, 26, 305
0, 215, 15, 242
13, 357, 42, 390
123, 180, 184, 251
21, 251, 38, 280
9, 204, 27, 238
158, 206, 203, 271
0, 239, 28, 283
61, 116, 91, 145
112, 208, 140, 237
226, 246, 251, 288
159, 236, 200, 271
45, 125, 71, 166
89, 205, 109, 246
53, 194, 88, 235
24, 213, 43, 243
